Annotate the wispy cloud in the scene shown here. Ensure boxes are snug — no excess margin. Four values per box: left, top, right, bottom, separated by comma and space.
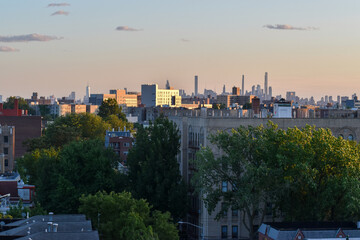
180, 38, 190, 42
51, 11, 69, 16
0, 46, 19, 52
263, 24, 318, 31
116, 26, 142, 32
48, 3, 70, 7
0, 34, 62, 42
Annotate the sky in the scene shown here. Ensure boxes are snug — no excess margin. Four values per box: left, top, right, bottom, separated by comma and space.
1, 0, 360, 100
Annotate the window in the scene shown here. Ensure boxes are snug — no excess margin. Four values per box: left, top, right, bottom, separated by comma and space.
221, 226, 228, 239
4, 159, 8, 167
123, 151, 129, 156
232, 209, 238, 217
232, 226, 238, 239
123, 142, 130, 147
3, 136, 8, 143
222, 181, 228, 192
3, 148, 8, 155
348, 134, 354, 141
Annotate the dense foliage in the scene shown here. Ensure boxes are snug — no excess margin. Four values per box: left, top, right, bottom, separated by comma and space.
18, 139, 122, 213
193, 122, 360, 239
79, 191, 179, 240
127, 117, 187, 221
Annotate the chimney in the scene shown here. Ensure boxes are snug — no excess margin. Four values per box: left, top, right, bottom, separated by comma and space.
47, 222, 53, 232
49, 212, 54, 221
53, 223, 58, 232
14, 99, 19, 110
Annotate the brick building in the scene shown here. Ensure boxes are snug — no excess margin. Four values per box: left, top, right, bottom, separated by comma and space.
105, 129, 133, 165
0, 125, 15, 173
0, 116, 41, 159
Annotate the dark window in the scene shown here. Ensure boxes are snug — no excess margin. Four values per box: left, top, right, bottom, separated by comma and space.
232, 209, 238, 217
3, 148, 8, 155
221, 226, 228, 239
4, 159, 8, 167
222, 181, 228, 192
3, 136, 8, 143
232, 225, 238, 239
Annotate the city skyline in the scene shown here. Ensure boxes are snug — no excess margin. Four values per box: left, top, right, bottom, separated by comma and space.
1, 0, 360, 99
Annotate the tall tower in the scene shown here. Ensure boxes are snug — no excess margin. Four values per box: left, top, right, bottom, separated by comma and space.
84, 84, 90, 104
223, 84, 226, 94
269, 86, 272, 99
194, 76, 198, 96
166, 80, 170, 89
264, 72, 268, 100
242, 75, 245, 96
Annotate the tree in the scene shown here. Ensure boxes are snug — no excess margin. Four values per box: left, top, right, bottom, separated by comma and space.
105, 114, 133, 132
127, 117, 187, 221
275, 126, 360, 222
98, 98, 126, 121
192, 122, 360, 239
25, 113, 111, 151
192, 122, 281, 239
18, 139, 122, 213
79, 191, 179, 240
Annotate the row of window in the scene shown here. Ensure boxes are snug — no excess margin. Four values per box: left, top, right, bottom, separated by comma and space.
221, 225, 238, 239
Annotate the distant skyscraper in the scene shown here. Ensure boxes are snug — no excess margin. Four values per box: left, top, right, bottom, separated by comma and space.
84, 84, 90, 104
194, 76, 198, 96
264, 72, 268, 100
242, 75, 245, 96
269, 86, 272, 99
223, 84, 226, 94
166, 80, 170, 90
69, 91, 75, 100
232, 86, 240, 96
0, 95, 2, 104
251, 85, 255, 95
337, 95, 341, 103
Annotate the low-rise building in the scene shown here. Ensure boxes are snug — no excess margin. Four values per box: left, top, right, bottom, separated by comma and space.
141, 84, 181, 107
105, 129, 133, 165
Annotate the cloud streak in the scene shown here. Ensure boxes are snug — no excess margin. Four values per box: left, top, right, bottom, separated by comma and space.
51, 10, 69, 16
263, 24, 318, 31
0, 46, 19, 52
48, 3, 70, 7
116, 26, 142, 31
180, 38, 190, 42
0, 34, 62, 42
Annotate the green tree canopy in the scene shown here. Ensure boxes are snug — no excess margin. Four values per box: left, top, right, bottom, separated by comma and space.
25, 113, 111, 151
127, 117, 187, 221
98, 98, 126, 121
192, 122, 360, 239
18, 139, 122, 213
79, 191, 179, 240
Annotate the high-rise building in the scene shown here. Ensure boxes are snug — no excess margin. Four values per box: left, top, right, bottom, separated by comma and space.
242, 75, 245, 96
269, 86, 273, 99
264, 72, 268, 100
194, 76, 198, 96
84, 84, 91, 104
166, 80, 170, 90
223, 85, 226, 95
232, 86, 240, 96
141, 84, 181, 107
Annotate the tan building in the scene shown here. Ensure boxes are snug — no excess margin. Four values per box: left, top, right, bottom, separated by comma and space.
110, 89, 140, 107
217, 95, 255, 108
0, 125, 15, 173
57, 104, 99, 116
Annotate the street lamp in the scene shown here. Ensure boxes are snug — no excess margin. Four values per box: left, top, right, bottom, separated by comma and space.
178, 221, 204, 240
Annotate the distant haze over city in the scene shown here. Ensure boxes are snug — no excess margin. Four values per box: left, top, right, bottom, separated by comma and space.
1, 0, 360, 100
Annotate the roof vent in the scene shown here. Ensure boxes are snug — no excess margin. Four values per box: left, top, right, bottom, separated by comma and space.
53, 223, 58, 232
47, 222, 53, 233
49, 212, 54, 221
